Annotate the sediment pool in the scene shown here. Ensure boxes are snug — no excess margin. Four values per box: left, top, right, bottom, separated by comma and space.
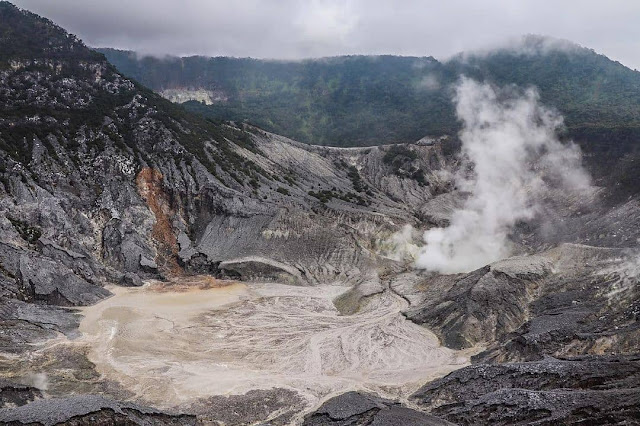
78, 277, 472, 415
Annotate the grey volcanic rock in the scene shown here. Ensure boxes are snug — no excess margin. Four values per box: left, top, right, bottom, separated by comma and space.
16, 254, 111, 306
411, 356, 640, 425
412, 356, 640, 406
399, 243, 640, 425
0, 380, 42, 408
0, 395, 197, 425
181, 131, 455, 284
402, 244, 639, 361
403, 257, 548, 350
474, 245, 640, 363
303, 392, 452, 426
0, 298, 80, 352
396, 244, 640, 425
119, 272, 143, 287
188, 388, 305, 425
219, 256, 306, 284
432, 387, 639, 425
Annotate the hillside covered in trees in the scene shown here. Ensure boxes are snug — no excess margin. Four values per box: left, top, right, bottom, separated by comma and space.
100, 38, 640, 147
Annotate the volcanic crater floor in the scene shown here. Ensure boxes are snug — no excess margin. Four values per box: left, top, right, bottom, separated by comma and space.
75, 277, 473, 419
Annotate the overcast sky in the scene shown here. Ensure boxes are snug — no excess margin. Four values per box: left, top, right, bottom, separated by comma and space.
12, 0, 640, 70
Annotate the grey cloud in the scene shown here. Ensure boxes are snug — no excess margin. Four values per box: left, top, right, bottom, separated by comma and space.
11, 0, 640, 69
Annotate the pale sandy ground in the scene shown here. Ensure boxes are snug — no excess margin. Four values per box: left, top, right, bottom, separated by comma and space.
77, 277, 476, 413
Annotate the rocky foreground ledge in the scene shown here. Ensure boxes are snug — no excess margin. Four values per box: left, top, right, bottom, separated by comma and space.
3, 353, 638, 425
0, 393, 197, 425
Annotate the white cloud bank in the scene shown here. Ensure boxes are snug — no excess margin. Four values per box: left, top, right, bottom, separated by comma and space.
11, 0, 640, 69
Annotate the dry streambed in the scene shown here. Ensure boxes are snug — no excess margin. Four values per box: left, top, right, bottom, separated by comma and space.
76, 277, 472, 417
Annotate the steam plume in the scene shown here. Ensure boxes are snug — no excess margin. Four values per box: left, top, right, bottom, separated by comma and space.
416, 78, 591, 274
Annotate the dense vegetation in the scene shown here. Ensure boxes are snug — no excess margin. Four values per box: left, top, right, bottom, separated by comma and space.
98, 51, 458, 146
100, 41, 640, 148
0, 2, 101, 63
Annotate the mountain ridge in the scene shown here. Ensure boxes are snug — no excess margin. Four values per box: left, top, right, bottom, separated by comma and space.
98, 37, 640, 147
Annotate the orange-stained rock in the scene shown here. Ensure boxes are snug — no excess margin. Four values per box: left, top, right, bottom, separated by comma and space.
136, 167, 182, 276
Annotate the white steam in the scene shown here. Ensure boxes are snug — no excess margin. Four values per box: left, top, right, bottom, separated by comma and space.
380, 224, 419, 261
416, 78, 591, 274
27, 372, 49, 391
601, 251, 640, 301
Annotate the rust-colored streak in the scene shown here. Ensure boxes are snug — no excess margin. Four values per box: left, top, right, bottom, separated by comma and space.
136, 167, 183, 276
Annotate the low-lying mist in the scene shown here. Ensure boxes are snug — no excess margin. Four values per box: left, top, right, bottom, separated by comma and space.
416, 77, 591, 274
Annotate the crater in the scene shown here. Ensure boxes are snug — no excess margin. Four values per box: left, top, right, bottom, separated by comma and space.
77, 276, 473, 416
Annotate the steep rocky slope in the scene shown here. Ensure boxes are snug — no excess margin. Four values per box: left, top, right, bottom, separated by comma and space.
0, 2, 457, 422
0, 1, 450, 297
0, 2, 638, 425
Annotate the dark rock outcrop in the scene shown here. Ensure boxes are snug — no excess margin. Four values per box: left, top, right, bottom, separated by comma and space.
188, 388, 305, 425
0, 298, 80, 353
303, 392, 452, 426
0, 380, 42, 408
0, 395, 197, 425
403, 244, 639, 362
411, 356, 640, 425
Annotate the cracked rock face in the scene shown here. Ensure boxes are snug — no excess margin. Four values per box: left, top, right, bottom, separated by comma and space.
402, 244, 639, 359
391, 243, 640, 425
303, 392, 452, 426
0, 395, 197, 426
0, 380, 42, 409
411, 356, 640, 425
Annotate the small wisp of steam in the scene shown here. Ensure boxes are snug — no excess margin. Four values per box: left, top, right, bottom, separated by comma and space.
416, 78, 591, 274
28, 373, 49, 391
